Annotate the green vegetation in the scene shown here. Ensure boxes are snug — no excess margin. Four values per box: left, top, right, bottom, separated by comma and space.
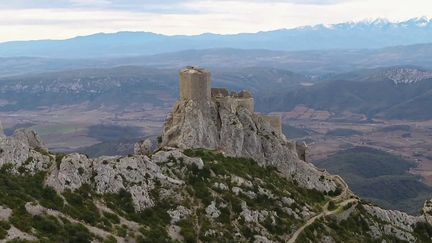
1, 146, 430, 242
104, 189, 172, 242
315, 147, 432, 214
328, 201, 337, 211
414, 222, 432, 242
63, 185, 103, 226
0, 221, 10, 239
326, 128, 363, 137
32, 215, 92, 242
182, 149, 330, 241
0, 165, 94, 241
55, 153, 65, 169
184, 149, 326, 207
378, 125, 411, 133
177, 219, 196, 243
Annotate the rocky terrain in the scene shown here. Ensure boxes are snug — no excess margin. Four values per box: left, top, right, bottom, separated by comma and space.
0, 68, 432, 242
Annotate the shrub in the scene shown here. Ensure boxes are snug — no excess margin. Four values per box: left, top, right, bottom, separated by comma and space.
328, 201, 337, 211
177, 219, 196, 243
55, 154, 65, 169
63, 185, 101, 225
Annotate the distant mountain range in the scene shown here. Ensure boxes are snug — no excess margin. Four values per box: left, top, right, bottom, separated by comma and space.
1, 18, 432, 58
2, 64, 432, 120
257, 66, 432, 120
2, 42, 432, 77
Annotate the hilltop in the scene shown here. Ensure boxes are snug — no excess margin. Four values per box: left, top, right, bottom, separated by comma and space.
0, 67, 431, 242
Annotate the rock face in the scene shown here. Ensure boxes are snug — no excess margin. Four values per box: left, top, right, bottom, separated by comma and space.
161, 67, 337, 192
134, 139, 154, 156
0, 129, 51, 174
13, 128, 46, 151
364, 205, 423, 232
45, 152, 182, 211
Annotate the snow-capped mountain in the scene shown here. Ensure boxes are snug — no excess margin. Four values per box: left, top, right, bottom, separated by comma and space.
303, 17, 432, 31
1, 17, 432, 58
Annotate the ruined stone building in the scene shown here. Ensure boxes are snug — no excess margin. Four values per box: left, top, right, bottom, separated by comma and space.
178, 66, 283, 135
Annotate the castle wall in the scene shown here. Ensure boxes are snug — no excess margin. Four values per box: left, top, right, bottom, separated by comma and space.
211, 88, 229, 98
236, 98, 254, 113
296, 141, 307, 162
179, 67, 211, 101
261, 114, 282, 134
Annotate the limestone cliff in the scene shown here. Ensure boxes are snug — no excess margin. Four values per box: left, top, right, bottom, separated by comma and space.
160, 66, 337, 192
161, 97, 338, 193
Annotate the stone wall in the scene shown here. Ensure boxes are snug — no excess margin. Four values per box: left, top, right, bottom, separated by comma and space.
211, 88, 255, 113
180, 67, 278, 134
236, 98, 254, 112
179, 66, 211, 101
261, 114, 282, 134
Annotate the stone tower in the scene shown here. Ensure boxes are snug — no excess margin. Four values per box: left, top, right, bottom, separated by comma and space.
179, 66, 211, 101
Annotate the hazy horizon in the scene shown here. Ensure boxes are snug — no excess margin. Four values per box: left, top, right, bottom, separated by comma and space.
1, 0, 431, 42
1, 16, 432, 44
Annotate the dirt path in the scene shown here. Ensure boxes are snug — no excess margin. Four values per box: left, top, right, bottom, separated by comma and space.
287, 198, 358, 243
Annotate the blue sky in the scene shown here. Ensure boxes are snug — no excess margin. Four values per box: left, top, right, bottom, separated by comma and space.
0, 0, 431, 42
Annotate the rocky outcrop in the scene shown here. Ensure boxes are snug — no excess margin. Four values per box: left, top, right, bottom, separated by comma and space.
13, 128, 47, 151
0, 130, 51, 174
45, 153, 167, 211
423, 199, 432, 224
364, 205, 422, 232
161, 98, 337, 192
134, 138, 154, 156
0, 121, 5, 138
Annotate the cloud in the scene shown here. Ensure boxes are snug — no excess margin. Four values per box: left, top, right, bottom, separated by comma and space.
0, 0, 431, 42
0, 0, 351, 10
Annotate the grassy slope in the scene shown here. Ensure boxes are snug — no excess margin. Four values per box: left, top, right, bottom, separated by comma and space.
315, 146, 432, 214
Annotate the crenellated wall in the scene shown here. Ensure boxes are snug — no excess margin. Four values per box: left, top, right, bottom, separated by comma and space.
211, 88, 255, 113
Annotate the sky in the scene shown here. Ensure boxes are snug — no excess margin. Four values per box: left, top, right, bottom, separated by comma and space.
0, 0, 431, 42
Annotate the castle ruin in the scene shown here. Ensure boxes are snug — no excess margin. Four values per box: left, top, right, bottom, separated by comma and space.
179, 66, 282, 134
179, 66, 211, 101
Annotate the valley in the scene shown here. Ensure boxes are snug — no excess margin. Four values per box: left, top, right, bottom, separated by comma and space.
279, 107, 432, 213
1, 57, 432, 216
0, 104, 169, 153
281, 107, 432, 176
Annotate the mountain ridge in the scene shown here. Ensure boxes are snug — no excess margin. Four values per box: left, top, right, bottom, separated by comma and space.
2, 18, 432, 58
